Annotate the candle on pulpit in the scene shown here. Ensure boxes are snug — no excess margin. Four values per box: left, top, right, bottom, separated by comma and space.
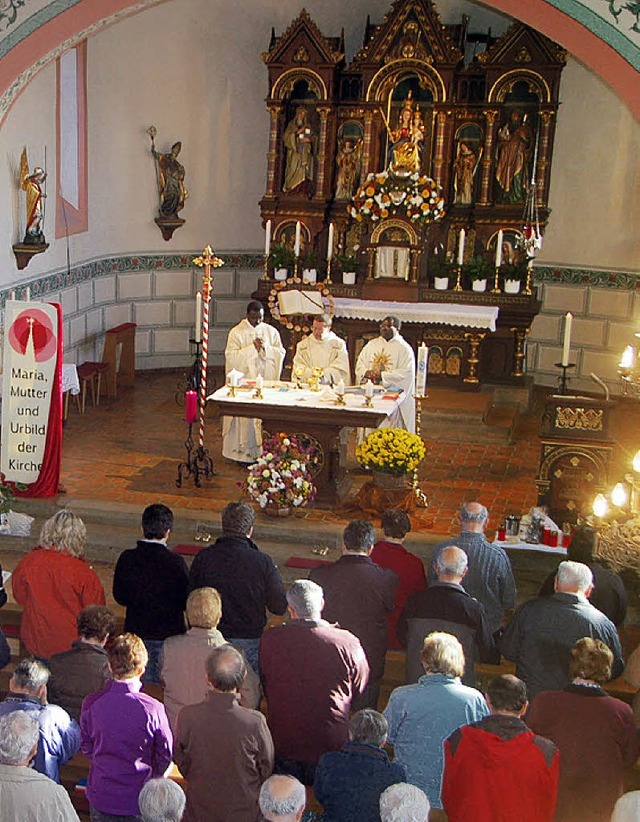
364, 379, 374, 398
495, 229, 504, 268
294, 221, 301, 257
24, 287, 30, 301
621, 345, 635, 368
561, 312, 573, 366
185, 390, 198, 423
264, 220, 272, 257
255, 374, 264, 391
194, 292, 202, 343
327, 223, 335, 260
457, 229, 465, 266
416, 342, 429, 396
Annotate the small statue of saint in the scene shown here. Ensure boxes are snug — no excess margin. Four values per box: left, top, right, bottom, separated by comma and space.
283, 106, 316, 194
148, 126, 188, 219
335, 137, 362, 200
19, 147, 47, 245
495, 110, 533, 204
386, 93, 423, 174
453, 141, 481, 205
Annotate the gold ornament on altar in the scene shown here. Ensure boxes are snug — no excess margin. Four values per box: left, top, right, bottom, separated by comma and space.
309, 366, 323, 392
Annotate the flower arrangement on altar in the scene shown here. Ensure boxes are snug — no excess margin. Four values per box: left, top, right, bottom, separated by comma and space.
245, 432, 316, 511
356, 428, 426, 476
350, 170, 446, 225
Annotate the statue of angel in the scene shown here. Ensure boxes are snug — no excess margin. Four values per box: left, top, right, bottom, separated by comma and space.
19, 147, 47, 245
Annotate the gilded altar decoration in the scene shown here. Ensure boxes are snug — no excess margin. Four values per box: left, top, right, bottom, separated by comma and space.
148, 126, 188, 241
384, 92, 425, 174
555, 407, 604, 431
350, 170, 445, 226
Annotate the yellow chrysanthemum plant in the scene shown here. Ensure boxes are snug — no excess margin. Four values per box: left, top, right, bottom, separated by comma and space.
355, 428, 426, 476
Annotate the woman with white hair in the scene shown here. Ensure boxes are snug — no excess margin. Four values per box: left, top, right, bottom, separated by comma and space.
383, 632, 488, 811
12, 510, 105, 658
380, 783, 430, 822
139, 778, 186, 822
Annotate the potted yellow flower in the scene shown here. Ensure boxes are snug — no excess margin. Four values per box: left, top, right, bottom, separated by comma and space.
355, 428, 426, 490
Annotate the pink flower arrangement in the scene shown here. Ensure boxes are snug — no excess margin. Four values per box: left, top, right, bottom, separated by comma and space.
245, 432, 316, 510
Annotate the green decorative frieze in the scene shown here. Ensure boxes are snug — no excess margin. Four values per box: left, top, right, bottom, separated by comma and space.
533, 265, 638, 289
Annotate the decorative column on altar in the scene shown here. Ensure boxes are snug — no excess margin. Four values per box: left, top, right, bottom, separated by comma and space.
432, 110, 448, 190
265, 103, 283, 197
536, 109, 554, 206
478, 109, 499, 206
362, 109, 376, 177
314, 106, 331, 199
176, 244, 224, 488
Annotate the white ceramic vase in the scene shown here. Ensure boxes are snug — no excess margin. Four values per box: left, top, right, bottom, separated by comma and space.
504, 279, 521, 294
342, 271, 356, 285
472, 279, 487, 292
434, 277, 449, 290
302, 268, 317, 283
274, 268, 288, 281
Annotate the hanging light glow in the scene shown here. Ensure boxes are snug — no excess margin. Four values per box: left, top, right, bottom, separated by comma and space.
593, 493, 609, 519
611, 483, 628, 508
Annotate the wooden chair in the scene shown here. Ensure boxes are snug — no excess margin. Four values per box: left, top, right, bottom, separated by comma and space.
101, 322, 137, 397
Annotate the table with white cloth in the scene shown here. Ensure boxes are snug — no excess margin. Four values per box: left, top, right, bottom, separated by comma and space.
62, 364, 80, 395
208, 382, 407, 503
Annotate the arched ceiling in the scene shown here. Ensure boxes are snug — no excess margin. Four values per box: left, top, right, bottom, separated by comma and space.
0, 0, 638, 122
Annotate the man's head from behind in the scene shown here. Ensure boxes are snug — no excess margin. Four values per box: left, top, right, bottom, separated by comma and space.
221, 501, 255, 537
435, 545, 468, 583
10, 658, 49, 700
486, 674, 528, 717
569, 637, 613, 684
108, 633, 148, 681
138, 778, 186, 822
554, 560, 593, 597
381, 509, 411, 541
567, 525, 597, 564
206, 644, 246, 692
349, 709, 388, 748
343, 519, 376, 555
458, 501, 488, 533
259, 774, 306, 822
77, 605, 117, 644
0, 711, 40, 767
142, 504, 173, 540
286, 579, 324, 621
380, 783, 430, 822
187, 587, 222, 629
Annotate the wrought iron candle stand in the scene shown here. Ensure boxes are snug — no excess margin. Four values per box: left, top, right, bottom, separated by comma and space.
555, 361, 575, 395
176, 421, 215, 488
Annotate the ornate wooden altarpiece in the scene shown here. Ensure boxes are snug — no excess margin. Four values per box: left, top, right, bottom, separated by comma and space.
256, 0, 566, 388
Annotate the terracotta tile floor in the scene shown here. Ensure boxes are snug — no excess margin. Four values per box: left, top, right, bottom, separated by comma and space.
56, 368, 640, 536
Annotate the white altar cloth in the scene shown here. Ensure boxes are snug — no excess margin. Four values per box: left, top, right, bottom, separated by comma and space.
333, 297, 500, 332
494, 539, 566, 556
62, 364, 80, 395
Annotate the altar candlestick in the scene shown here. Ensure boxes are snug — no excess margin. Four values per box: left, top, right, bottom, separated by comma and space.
416, 342, 429, 396
194, 292, 202, 343
495, 229, 504, 268
364, 379, 374, 398
264, 220, 271, 257
24, 286, 30, 301
327, 223, 335, 260
185, 390, 198, 423
561, 312, 573, 366
457, 229, 465, 266
255, 374, 264, 391
336, 378, 345, 395
294, 221, 301, 257
621, 345, 635, 368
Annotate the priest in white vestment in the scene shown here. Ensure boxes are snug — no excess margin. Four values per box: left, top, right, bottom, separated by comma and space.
292, 314, 351, 385
222, 301, 286, 462
355, 315, 416, 433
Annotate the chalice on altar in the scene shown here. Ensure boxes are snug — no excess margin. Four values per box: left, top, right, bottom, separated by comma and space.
309, 366, 323, 392
293, 364, 305, 389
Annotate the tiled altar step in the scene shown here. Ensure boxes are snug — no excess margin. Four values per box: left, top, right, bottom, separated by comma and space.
422, 403, 519, 444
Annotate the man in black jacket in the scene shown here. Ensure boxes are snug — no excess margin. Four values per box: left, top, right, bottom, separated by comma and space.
113, 504, 188, 683
188, 501, 287, 672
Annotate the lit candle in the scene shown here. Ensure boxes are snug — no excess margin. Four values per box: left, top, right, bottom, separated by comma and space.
457, 229, 465, 266
255, 374, 264, 391
364, 379, 374, 398
495, 229, 504, 268
294, 221, 301, 257
185, 390, 198, 423
336, 378, 345, 396
416, 343, 429, 396
24, 286, 31, 301
561, 312, 573, 366
327, 223, 335, 261
264, 219, 271, 257
620, 345, 635, 368
195, 292, 202, 343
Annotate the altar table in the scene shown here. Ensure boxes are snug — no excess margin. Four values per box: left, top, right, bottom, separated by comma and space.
208, 383, 407, 504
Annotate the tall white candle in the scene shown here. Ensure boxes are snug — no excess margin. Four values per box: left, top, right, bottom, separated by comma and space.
364, 379, 374, 398
264, 219, 271, 256
195, 292, 202, 343
294, 221, 301, 257
457, 229, 465, 266
327, 223, 335, 261
255, 374, 264, 390
24, 286, 30, 301
561, 312, 573, 366
416, 342, 429, 396
495, 229, 504, 268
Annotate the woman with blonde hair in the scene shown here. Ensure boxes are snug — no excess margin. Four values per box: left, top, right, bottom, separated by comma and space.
12, 509, 105, 658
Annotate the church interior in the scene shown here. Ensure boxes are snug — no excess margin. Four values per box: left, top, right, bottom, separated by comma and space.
0, 0, 639, 817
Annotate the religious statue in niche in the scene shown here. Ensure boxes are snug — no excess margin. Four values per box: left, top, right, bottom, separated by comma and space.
494, 109, 533, 204
453, 125, 483, 205
386, 93, 424, 174
19, 147, 47, 245
147, 126, 188, 241
283, 106, 317, 195
335, 122, 363, 200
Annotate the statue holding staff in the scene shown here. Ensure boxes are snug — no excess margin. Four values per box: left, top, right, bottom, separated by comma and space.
19, 147, 47, 245
148, 126, 188, 218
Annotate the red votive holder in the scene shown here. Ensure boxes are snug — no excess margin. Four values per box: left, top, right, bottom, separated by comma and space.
185, 390, 198, 423
548, 530, 559, 547
497, 527, 507, 541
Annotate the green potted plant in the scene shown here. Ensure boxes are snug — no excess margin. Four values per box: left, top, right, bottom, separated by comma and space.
464, 254, 493, 292
430, 256, 455, 290
500, 258, 528, 293
336, 251, 359, 285
268, 243, 295, 280
301, 250, 319, 283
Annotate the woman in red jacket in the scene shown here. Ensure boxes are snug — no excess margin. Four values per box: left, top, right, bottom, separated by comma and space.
12, 509, 106, 658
